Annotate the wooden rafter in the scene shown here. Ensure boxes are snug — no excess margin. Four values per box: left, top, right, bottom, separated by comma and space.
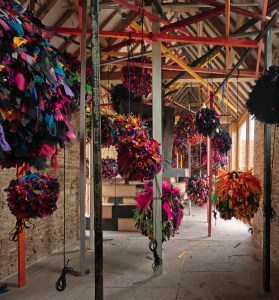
36, 0, 57, 19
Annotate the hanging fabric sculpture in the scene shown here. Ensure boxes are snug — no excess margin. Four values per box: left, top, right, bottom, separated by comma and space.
117, 136, 162, 182
187, 176, 209, 207
212, 131, 232, 154
246, 65, 279, 124
186, 141, 229, 177
5, 172, 60, 241
86, 113, 113, 146
195, 108, 220, 137
213, 170, 262, 223
113, 114, 162, 182
121, 58, 152, 98
110, 84, 142, 114
111, 114, 147, 145
173, 114, 203, 153
134, 182, 184, 241
0, 0, 79, 169
102, 157, 119, 179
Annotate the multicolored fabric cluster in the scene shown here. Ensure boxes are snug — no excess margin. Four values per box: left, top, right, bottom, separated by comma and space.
86, 113, 113, 147
173, 114, 203, 152
6, 172, 60, 219
213, 170, 262, 223
5, 171, 60, 241
134, 182, 184, 241
246, 66, 279, 124
121, 58, 152, 98
0, 0, 78, 169
102, 157, 119, 179
195, 108, 220, 137
110, 84, 142, 114
184, 141, 229, 177
187, 176, 209, 207
212, 131, 232, 154
111, 114, 147, 145
117, 136, 162, 182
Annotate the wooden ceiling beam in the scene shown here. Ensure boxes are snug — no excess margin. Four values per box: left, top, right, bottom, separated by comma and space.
110, 0, 189, 35
196, 0, 279, 26
35, 0, 57, 19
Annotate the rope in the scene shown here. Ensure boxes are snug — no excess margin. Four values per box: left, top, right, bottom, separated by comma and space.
265, 125, 277, 223
127, 32, 131, 115
148, 239, 162, 272
55, 145, 77, 292
55, 259, 78, 292
236, 71, 240, 170
148, 176, 163, 272
9, 217, 33, 242
140, 0, 145, 115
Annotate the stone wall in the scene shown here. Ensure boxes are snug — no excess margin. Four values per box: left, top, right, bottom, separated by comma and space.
253, 121, 279, 264
252, 49, 279, 263
0, 115, 80, 280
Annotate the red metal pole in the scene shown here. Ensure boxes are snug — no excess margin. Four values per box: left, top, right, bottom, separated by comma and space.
207, 94, 214, 237
18, 227, 26, 288
160, 6, 224, 33
51, 28, 259, 48
17, 163, 29, 287
110, 0, 189, 35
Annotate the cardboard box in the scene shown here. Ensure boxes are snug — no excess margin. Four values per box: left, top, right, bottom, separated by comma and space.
123, 197, 136, 204
118, 218, 137, 232
102, 184, 137, 197
102, 204, 112, 219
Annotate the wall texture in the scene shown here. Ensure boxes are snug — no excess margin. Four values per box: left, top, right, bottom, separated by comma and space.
0, 115, 80, 280
252, 48, 279, 264
253, 121, 279, 264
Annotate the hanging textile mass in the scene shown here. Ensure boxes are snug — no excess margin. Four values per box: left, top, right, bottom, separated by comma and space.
0, 0, 78, 169
134, 182, 184, 241
111, 114, 147, 145
110, 84, 142, 114
213, 170, 262, 223
102, 158, 119, 179
187, 176, 209, 207
117, 134, 162, 182
173, 114, 203, 152
5, 172, 60, 241
212, 131, 232, 154
246, 66, 279, 124
183, 141, 229, 177
86, 113, 113, 146
121, 58, 152, 98
195, 108, 220, 137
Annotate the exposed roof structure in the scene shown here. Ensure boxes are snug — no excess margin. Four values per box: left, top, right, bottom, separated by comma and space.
19, 0, 279, 120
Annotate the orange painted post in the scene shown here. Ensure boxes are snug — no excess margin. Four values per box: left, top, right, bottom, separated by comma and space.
18, 226, 26, 287
17, 163, 29, 287
207, 136, 213, 237
207, 94, 214, 237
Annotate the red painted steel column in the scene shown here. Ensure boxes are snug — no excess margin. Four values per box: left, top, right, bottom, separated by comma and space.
18, 228, 26, 288
207, 94, 213, 237
17, 163, 29, 287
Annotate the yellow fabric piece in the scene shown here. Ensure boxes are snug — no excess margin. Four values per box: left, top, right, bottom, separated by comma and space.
13, 37, 28, 48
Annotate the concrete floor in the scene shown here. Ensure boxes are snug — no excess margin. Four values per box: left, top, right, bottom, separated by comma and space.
1, 205, 279, 300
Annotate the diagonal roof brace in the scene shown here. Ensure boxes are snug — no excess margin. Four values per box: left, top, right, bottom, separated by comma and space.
212, 13, 278, 98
